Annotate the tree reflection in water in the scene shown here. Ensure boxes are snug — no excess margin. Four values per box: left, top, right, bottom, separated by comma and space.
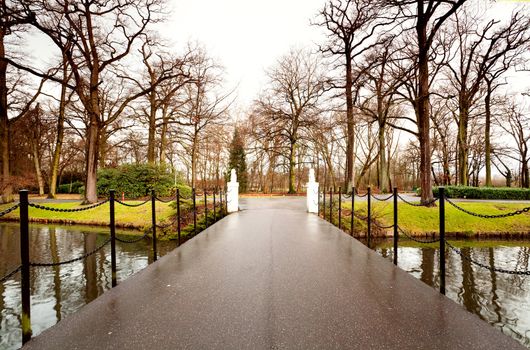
0, 223, 175, 350
370, 238, 530, 348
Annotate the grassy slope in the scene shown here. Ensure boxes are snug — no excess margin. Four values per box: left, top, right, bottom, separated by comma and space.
339, 201, 530, 236
0, 201, 174, 230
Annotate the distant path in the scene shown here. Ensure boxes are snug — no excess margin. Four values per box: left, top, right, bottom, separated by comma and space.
24, 197, 523, 349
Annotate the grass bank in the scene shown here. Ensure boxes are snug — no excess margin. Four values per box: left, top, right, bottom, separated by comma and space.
0, 201, 174, 230
337, 201, 530, 237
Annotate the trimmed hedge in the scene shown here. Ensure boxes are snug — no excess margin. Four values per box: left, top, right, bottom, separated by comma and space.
432, 186, 530, 200
97, 163, 188, 199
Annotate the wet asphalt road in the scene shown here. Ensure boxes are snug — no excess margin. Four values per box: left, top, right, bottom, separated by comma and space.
23, 197, 523, 349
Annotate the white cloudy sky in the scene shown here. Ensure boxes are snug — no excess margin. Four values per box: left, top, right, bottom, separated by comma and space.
160, 0, 327, 106
159, 0, 527, 108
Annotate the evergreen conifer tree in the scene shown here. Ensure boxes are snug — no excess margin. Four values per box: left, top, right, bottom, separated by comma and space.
228, 128, 248, 192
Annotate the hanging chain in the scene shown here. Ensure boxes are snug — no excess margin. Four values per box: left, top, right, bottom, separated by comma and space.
397, 194, 438, 207
445, 198, 530, 219
0, 265, 21, 283
115, 198, 150, 207
0, 204, 19, 217
446, 241, 530, 275
28, 200, 108, 212
397, 226, 440, 243
31, 238, 111, 267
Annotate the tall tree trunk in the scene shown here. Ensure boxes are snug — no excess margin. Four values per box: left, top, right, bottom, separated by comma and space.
378, 123, 389, 192
416, 9, 434, 204
98, 129, 107, 167
31, 140, 44, 196
522, 150, 529, 188
457, 106, 469, 186
147, 88, 157, 164
344, 51, 354, 193
191, 134, 198, 189
48, 60, 68, 199
0, 30, 13, 203
159, 105, 169, 164
484, 83, 492, 187
288, 141, 296, 194
84, 116, 100, 203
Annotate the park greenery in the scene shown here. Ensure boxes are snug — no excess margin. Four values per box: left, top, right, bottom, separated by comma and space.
96, 164, 182, 198
337, 201, 530, 237
0, 201, 174, 230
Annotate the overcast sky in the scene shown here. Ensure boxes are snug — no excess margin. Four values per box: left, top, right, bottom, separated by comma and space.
159, 1, 527, 109
161, 0, 327, 106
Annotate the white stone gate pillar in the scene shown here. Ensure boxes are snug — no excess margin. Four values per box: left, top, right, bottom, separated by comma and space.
227, 169, 239, 213
306, 168, 319, 213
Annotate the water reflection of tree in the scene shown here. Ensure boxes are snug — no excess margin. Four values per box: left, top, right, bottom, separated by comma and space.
49, 228, 62, 322
488, 248, 503, 328
459, 247, 484, 320
514, 247, 530, 289
420, 248, 434, 286
83, 233, 98, 303
97, 247, 107, 293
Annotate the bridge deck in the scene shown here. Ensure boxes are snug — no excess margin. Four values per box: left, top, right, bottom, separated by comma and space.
24, 197, 522, 349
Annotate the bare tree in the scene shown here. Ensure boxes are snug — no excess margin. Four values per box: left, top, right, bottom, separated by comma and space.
254, 49, 328, 194
496, 100, 530, 188
316, 0, 397, 193
445, 8, 530, 185
176, 49, 230, 188
126, 38, 193, 164
384, 0, 466, 204
23, 0, 165, 202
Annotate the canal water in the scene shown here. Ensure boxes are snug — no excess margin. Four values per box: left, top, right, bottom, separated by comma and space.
0, 223, 175, 350
367, 238, 530, 348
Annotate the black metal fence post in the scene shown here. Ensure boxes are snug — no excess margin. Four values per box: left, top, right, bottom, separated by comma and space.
351, 187, 355, 236
439, 187, 446, 295
109, 190, 117, 287
204, 191, 208, 229
393, 187, 398, 266
338, 186, 342, 230
151, 189, 157, 262
176, 188, 181, 246
19, 190, 32, 344
193, 188, 197, 235
367, 187, 372, 247
329, 187, 333, 223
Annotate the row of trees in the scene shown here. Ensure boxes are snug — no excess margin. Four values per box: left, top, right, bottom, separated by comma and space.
1, 0, 232, 203
240, 0, 530, 199
1, 0, 529, 202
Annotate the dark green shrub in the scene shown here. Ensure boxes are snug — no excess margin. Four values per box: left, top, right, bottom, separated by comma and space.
97, 163, 186, 198
57, 181, 84, 194
432, 186, 530, 200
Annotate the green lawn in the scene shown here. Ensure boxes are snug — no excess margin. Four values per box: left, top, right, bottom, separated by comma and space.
0, 201, 174, 230
337, 201, 530, 236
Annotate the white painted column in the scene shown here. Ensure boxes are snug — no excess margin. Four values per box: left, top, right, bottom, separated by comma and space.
227, 169, 239, 213
306, 168, 319, 213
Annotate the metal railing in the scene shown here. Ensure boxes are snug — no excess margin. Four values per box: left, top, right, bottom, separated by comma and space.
0, 187, 228, 345
318, 186, 530, 296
